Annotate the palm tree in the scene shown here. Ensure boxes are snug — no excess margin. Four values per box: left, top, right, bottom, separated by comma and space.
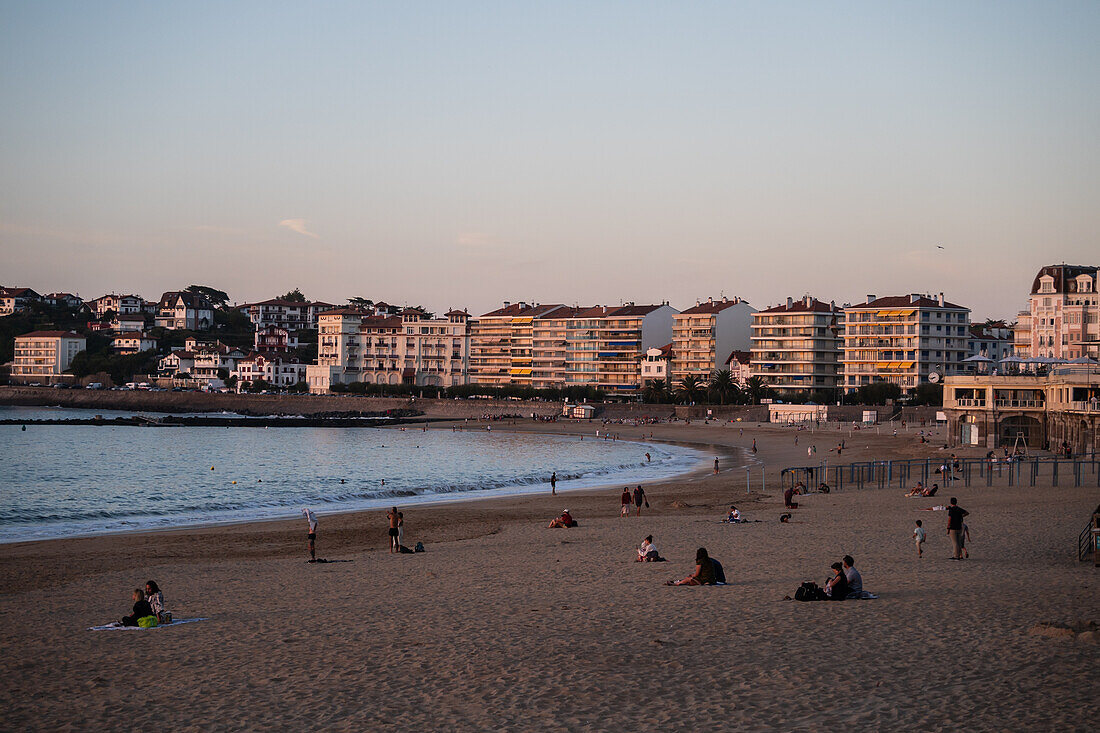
676, 374, 704, 404
643, 378, 669, 404
708, 369, 735, 405
744, 375, 768, 405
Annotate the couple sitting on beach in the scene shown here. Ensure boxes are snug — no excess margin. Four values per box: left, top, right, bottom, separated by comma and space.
795, 556, 874, 601
119, 580, 170, 627
665, 547, 725, 585
905, 482, 938, 498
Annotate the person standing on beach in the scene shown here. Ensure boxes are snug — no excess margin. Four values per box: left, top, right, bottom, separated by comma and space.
397, 511, 404, 549
303, 508, 318, 562
633, 485, 648, 516
387, 506, 401, 553
620, 487, 632, 517
914, 520, 926, 557
714, 457, 720, 475
946, 498, 969, 560
550, 472, 557, 495
752, 438, 757, 454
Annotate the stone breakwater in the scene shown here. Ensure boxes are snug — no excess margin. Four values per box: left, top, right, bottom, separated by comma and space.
0, 386, 563, 419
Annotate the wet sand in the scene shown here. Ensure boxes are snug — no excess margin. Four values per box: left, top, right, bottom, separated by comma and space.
0, 420, 1097, 731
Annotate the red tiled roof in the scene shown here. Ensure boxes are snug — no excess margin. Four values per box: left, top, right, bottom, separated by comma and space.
359, 316, 402, 329
850, 295, 967, 310
759, 298, 840, 314
479, 303, 565, 318
445, 309, 469, 317
679, 299, 746, 315
1, 287, 41, 298
17, 330, 82, 339
725, 350, 752, 366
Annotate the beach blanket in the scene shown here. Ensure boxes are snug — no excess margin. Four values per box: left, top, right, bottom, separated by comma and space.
845, 591, 879, 600
88, 618, 208, 631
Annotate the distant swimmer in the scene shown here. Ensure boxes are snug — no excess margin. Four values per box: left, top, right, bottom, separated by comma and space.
645, 452, 651, 463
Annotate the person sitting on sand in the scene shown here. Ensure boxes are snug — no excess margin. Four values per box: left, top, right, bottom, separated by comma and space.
666, 547, 717, 586
725, 505, 741, 523
818, 482, 831, 494
842, 556, 862, 596
824, 562, 848, 601
121, 588, 155, 627
905, 482, 925, 497
784, 485, 799, 509
548, 509, 574, 528
144, 580, 166, 623
637, 535, 660, 562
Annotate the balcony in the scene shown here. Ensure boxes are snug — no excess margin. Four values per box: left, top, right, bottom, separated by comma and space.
994, 399, 1043, 409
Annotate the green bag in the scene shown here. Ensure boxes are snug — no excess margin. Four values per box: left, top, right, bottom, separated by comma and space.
137, 615, 158, 628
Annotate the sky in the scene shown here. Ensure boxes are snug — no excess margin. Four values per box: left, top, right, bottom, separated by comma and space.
1, 1, 1098, 320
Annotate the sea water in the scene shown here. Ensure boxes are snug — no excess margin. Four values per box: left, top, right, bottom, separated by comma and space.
0, 407, 704, 542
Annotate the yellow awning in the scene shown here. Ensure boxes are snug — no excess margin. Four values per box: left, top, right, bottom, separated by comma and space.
896, 309, 915, 316
875, 362, 891, 369
510, 317, 533, 323
509, 368, 532, 375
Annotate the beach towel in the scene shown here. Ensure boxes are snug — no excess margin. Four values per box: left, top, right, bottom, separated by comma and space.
88, 618, 208, 631
845, 591, 879, 600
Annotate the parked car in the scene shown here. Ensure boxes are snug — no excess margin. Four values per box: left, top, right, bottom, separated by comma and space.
86, 382, 104, 390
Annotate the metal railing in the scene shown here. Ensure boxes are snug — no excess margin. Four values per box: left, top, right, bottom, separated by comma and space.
1079, 521, 1094, 562
781, 455, 1100, 492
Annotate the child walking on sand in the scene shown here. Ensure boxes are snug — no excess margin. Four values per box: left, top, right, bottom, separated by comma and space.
913, 520, 926, 558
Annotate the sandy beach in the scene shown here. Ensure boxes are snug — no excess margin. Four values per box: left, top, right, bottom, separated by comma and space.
1, 420, 1097, 731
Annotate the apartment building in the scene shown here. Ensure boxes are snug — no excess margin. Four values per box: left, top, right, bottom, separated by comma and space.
158, 338, 245, 382
308, 307, 471, 392
238, 298, 334, 331
11, 331, 85, 384
111, 312, 147, 333
750, 296, 843, 396
469, 302, 565, 386
255, 325, 294, 352
842, 293, 971, 393
90, 293, 144, 317
0, 287, 42, 316
967, 322, 1014, 362
566, 304, 677, 393
1014, 264, 1099, 360
155, 291, 215, 330
670, 297, 755, 382
531, 307, 582, 388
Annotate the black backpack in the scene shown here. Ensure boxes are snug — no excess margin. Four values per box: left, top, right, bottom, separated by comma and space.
794, 582, 822, 602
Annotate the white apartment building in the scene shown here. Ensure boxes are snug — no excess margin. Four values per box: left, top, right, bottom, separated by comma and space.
233, 352, 308, 389
155, 291, 215, 330
255, 325, 295, 352
238, 299, 334, 331
11, 331, 85, 384
670, 297, 756, 382
0, 287, 42, 316
1013, 264, 1099, 360
91, 293, 144, 317
111, 313, 147, 333
111, 332, 157, 354
751, 296, 844, 396
842, 293, 971, 393
308, 307, 472, 392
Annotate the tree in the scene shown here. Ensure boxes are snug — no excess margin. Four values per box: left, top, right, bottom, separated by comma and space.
744, 375, 768, 405
643, 378, 669, 404
347, 297, 374, 309
853, 381, 902, 405
908, 382, 943, 406
186, 285, 229, 309
708, 369, 736, 405
279, 288, 307, 303
675, 374, 704, 404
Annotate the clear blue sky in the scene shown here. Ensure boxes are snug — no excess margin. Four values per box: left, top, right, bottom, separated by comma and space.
2, 1, 1097, 319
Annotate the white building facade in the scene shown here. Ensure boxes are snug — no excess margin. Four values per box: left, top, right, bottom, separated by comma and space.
11, 331, 86, 384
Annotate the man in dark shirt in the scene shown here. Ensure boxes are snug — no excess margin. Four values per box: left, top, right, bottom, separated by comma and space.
946, 497, 969, 560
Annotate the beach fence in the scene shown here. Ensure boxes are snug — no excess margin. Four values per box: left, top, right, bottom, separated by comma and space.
779, 455, 1100, 493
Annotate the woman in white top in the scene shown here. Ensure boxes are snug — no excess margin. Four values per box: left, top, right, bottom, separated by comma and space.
636, 536, 659, 562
